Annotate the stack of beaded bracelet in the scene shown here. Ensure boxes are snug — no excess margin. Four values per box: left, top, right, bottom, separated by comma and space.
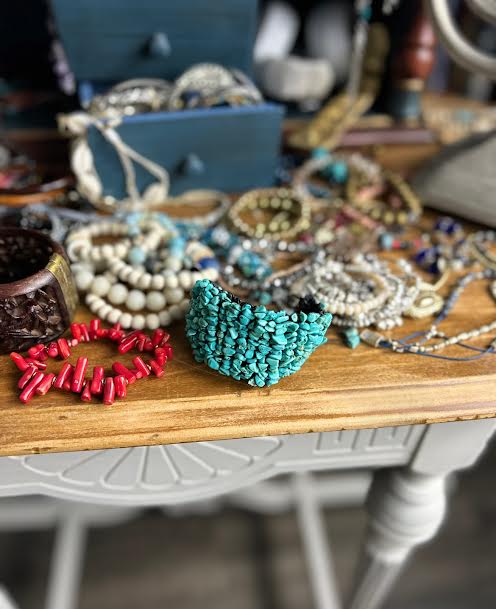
67, 215, 219, 329
298, 254, 421, 331
10, 320, 173, 405
228, 188, 311, 241
186, 280, 332, 387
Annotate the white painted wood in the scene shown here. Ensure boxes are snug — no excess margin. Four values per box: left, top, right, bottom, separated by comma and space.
46, 516, 86, 609
410, 419, 496, 476
229, 472, 372, 514
0, 587, 19, 609
0, 427, 425, 506
347, 419, 496, 609
347, 470, 447, 609
294, 472, 342, 609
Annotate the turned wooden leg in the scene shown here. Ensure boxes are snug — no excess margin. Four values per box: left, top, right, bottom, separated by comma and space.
347, 419, 496, 609
347, 469, 447, 609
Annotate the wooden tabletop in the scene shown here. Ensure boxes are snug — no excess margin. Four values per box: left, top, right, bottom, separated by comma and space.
1, 102, 495, 457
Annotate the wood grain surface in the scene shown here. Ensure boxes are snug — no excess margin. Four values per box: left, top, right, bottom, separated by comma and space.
1, 100, 495, 457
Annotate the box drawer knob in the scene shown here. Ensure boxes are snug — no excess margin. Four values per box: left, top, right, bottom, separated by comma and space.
180, 153, 205, 176
147, 32, 171, 58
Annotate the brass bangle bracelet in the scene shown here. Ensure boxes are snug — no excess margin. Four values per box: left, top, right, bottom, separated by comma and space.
0, 228, 78, 353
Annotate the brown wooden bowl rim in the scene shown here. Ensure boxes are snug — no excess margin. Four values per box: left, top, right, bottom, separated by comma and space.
0, 228, 67, 298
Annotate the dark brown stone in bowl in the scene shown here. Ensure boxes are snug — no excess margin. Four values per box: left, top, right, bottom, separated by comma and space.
0, 228, 78, 353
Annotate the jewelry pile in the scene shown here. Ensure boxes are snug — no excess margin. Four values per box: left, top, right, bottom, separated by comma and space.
10, 320, 173, 405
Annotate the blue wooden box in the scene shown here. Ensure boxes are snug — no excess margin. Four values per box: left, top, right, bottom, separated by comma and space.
51, 0, 284, 197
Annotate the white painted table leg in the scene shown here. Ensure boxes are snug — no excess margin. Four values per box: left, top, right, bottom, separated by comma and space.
347, 469, 447, 609
0, 587, 19, 609
347, 419, 496, 609
45, 516, 87, 609
294, 472, 342, 609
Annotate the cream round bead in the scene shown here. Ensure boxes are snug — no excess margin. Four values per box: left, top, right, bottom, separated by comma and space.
128, 269, 143, 286
145, 313, 160, 330
126, 289, 146, 311
178, 270, 193, 290
91, 276, 111, 297
108, 283, 128, 305
190, 271, 203, 286
179, 298, 190, 314
151, 275, 165, 290
114, 243, 129, 258
137, 273, 152, 290
101, 244, 115, 259
119, 312, 133, 329
165, 287, 184, 304
75, 270, 94, 291
164, 256, 182, 272
159, 310, 172, 326
202, 268, 219, 282
132, 314, 146, 330
163, 271, 179, 289
107, 308, 121, 325
98, 303, 113, 318
169, 304, 183, 320
146, 291, 166, 312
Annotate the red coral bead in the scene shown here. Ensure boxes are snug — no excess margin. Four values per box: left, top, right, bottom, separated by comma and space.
154, 348, 166, 366
54, 362, 73, 389
144, 339, 154, 352
10, 352, 30, 371
18, 366, 36, 389
151, 329, 165, 347
36, 373, 56, 396
79, 323, 90, 342
28, 344, 45, 359
70, 323, 82, 342
132, 356, 150, 377
72, 356, 89, 393
103, 377, 116, 405
80, 381, 92, 402
47, 342, 59, 358
24, 358, 48, 370
118, 335, 138, 354
114, 375, 127, 398
89, 319, 100, 340
57, 338, 71, 360
136, 336, 146, 352
111, 362, 137, 384
149, 360, 165, 378
90, 366, 105, 395
161, 344, 173, 360
19, 371, 45, 403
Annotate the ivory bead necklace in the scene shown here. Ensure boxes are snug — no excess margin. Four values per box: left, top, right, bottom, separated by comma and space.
68, 215, 219, 329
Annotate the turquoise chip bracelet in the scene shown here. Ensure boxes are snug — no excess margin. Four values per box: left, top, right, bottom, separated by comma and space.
186, 279, 333, 387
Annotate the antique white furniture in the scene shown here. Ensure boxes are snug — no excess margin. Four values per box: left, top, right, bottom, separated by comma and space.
0, 420, 493, 609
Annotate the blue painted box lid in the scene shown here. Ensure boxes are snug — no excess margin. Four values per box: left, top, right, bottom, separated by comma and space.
50, 0, 258, 83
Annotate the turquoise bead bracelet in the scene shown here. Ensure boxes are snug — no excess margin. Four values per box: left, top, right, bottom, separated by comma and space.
186, 279, 332, 387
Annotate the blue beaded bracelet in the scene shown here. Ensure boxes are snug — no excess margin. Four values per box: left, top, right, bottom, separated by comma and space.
186, 280, 332, 387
